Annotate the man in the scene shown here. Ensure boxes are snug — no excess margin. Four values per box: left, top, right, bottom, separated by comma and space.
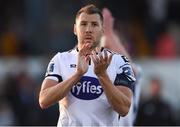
39, 4, 136, 126
101, 8, 142, 126
135, 77, 175, 125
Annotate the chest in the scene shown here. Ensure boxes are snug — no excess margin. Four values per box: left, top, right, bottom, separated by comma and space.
59, 55, 117, 82
59, 54, 118, 106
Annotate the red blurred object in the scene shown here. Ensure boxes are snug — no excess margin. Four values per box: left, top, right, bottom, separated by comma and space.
154, 32, 176, 59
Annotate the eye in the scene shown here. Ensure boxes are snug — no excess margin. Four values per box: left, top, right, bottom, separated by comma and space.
80, 22, 87, 26
92, 23, 98, 27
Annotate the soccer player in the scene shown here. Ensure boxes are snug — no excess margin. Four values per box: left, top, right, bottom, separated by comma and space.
101, 7, 142, 126
39, 4, 136, 126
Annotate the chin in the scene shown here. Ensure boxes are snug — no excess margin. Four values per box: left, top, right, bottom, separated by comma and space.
84, 40, 93, 44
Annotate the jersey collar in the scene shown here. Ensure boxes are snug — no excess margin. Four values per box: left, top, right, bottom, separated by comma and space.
76, 46, 104, 52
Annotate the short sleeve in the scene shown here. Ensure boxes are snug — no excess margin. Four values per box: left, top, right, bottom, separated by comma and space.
114, 55, 136, 91
45, 53, 62, 82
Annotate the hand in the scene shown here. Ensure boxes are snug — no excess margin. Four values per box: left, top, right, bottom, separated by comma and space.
102, 8, 116, 49
102, 8, 114, 34
91, 48, 113, 77
76, 43, 92, 76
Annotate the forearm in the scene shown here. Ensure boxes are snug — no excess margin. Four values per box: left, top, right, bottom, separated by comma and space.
39, 73, 81, 109
97, 73, 131, 116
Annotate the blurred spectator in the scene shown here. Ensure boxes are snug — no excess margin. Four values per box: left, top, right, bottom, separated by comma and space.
135, 77, 176, 125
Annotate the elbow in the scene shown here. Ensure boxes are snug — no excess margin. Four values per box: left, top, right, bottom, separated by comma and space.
120, 107, 130, 117
39, 101, 48, 109
122, 101, 131, 117
39, 99, 46, 109
114, 100, 131, 117
114, 106, 130, 117
39, 96, 49, 109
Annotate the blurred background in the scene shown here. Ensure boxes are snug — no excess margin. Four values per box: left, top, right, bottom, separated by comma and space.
0, 0, 180, 125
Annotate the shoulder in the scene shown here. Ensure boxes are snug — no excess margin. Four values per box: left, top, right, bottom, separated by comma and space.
102, 48, 130, 66
60, 49, 76, 60
52, 48, 76, 59
49, 52, 61, 61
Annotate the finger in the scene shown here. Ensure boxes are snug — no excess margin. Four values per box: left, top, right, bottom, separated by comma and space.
92, 50, 99, 64
108, 53, 113, 64
95, 47, 103, 60
95, 47, 100, 53
104, 50, 108, 61
85, 55, 90, 63
79, 44, 87, 55
81, 43, 92, 55
82, 43, 89, 50
91, 54, 97, 65
98, 51, 103, 60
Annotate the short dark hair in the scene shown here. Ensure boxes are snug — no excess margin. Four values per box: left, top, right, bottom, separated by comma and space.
75, 4, 103, 23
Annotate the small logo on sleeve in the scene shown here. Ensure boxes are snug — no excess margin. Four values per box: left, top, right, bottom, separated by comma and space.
70, 64, 77, 68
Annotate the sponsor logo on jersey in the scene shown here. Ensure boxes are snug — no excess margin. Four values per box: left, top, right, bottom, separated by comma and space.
71, 76, 103, 100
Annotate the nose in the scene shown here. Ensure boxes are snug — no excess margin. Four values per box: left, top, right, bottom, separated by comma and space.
85, 24, 92, 33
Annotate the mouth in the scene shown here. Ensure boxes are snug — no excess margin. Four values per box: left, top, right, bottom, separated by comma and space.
84, 36, 93, 42
85, 35, 93, 39
85, 37, 92, 40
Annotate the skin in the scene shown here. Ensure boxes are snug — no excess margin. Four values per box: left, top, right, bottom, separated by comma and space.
39, 12, 132, 116
74, 12, 103, 51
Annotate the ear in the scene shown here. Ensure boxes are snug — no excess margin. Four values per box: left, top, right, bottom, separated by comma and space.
102, 27, 104, 34
73, 24, 77, 35
101, 23, 104, 34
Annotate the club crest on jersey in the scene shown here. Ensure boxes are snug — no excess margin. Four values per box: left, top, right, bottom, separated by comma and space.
71, 76, 103, 100
48, 63, 54, 72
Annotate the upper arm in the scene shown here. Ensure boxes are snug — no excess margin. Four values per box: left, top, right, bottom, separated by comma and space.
116, 85, 133, 100
114, 55, 136, 92
40, 79, 58, 91
45, 53, 62, 82
40, 53, 62, 92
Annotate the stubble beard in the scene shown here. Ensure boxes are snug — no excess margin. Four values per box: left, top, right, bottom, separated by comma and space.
91, 41, 100, 49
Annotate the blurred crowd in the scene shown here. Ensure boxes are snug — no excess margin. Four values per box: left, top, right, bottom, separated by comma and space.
0, 0, 180, 126
0, 0, 180, 58
0, 58, 59, 125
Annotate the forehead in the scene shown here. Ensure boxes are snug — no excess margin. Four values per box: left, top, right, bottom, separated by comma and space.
76, 12, 102, 23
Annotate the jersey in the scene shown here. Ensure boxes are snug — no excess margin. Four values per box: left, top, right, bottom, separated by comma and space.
45, 47, 136, 126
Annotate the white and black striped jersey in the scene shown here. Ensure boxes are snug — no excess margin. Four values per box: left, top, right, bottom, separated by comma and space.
45, 47, 136, 126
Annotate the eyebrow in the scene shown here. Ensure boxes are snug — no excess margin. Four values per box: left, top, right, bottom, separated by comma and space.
80, 20, 99, 23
